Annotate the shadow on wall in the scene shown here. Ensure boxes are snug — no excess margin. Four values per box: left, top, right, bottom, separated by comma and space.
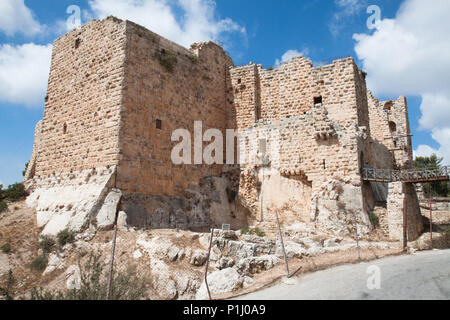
121, 173, 250, 232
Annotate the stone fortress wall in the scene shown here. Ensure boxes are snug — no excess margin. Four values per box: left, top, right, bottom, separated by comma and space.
24, 16, 423, 240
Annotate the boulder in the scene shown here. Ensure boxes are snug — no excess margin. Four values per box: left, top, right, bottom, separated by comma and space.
216, 256, 235, 270
196, 268, 244, 300
190, 249, 208, 266
117, 211, 129, 231
236, 255, 282, 275
276, 241, 306, 259
65, 265, 81, 290
96, 189, 122, 230
324, 238, 338, 248
43, 253, 64, 275
151, 259, 178, 300
137, 236, 180, 262
0, 253, 10, 277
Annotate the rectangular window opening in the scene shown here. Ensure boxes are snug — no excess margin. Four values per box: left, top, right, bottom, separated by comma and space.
314, 96, 323, 105
156, 119, 162, 130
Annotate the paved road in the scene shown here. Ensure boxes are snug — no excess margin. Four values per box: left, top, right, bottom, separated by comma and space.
238, 249, 450, 300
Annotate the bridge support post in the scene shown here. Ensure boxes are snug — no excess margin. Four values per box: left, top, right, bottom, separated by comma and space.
402, 197, 408, 252
429, 198, 433, 250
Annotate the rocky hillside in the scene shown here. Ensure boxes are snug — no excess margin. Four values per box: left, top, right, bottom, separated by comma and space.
1, 199, 439, 300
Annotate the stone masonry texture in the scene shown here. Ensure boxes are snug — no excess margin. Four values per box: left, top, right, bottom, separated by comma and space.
24, 17, 423, 240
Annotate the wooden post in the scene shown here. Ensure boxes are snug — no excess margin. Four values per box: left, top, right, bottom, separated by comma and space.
275, 210, 290, 278
106, 218, 118, 300
429, 198, 433, 250
204, 228, 214, 300
352, 210, 361, 261
402, 196, 408, 252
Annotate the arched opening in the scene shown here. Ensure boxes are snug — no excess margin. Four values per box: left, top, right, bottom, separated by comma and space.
63, 123, 67, 134
384, 101, 393, 111
389, 121, 397, 134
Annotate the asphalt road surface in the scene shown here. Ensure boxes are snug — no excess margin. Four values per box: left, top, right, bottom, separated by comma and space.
238, 249, 450, 300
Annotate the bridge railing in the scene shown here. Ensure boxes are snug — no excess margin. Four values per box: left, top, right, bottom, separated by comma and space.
362, 166, 449, 183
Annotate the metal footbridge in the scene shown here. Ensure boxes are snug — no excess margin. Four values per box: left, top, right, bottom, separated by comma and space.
362, 166, 449, 183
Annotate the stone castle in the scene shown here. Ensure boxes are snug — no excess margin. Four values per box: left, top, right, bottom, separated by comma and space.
24, 16, 423, 241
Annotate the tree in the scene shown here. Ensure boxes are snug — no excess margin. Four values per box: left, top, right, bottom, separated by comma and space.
414, 154, 449, 197
22, 162, 29, 177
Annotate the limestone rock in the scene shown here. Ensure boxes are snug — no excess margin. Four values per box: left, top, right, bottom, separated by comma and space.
0, 253, 10, 277
151, 259, 177, 300
221, 240, 256, 260
196, 268, 244, 300
276, 241, 307, 259
65, 265, 81, 290
216, 256, 235, 270
235, 255, 282, 275
43, 253, 64, 275
96, 189, 122, 230
117, 211, 129, 231
324, 238, 338, 248
190, 249, 208, 266
310, 179, 371, 237
243, 276, 255, 289
133, 249, 142, 259
27, 167, 116, 236
137, 235, 180, 262
173, 272, 201, 298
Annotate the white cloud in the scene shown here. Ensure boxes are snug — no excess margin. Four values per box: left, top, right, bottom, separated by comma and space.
0, 0, 44, 36
0, 43, 53, 107
418, 93, 450, 131
353, 0, 450, 164
414, 144, 440, 159
335, 0, 364, 16
88, 0, 246, 48
275, 49, 310, 68
330, 0, 366, 36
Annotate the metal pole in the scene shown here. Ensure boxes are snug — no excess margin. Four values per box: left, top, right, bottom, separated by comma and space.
204, 228, 214, 300
402, 196, 408, 252
429, 198, 433, 250
275, 210, 290, 277
106, 197, 121, 300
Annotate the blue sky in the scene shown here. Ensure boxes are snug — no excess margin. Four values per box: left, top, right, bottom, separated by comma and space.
1, 0, 449, 187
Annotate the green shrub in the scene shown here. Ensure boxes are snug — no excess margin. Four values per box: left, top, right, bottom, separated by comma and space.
369, 211, 379, 227
56, 229, 75, 247
189, 54, 198, 63
438, 225, 450, 248
0, 201, 7, 213
22, 162, 29, 177
240, 227, 265, 237
157, 49, 178, 72
1, 243, 11, 254
39, 236, 55, 254
31, 255, 48, 272
0, 270, 15, 300
253, 228, 265, 237
30, 253, 148, 300
3, 183, 27, 202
